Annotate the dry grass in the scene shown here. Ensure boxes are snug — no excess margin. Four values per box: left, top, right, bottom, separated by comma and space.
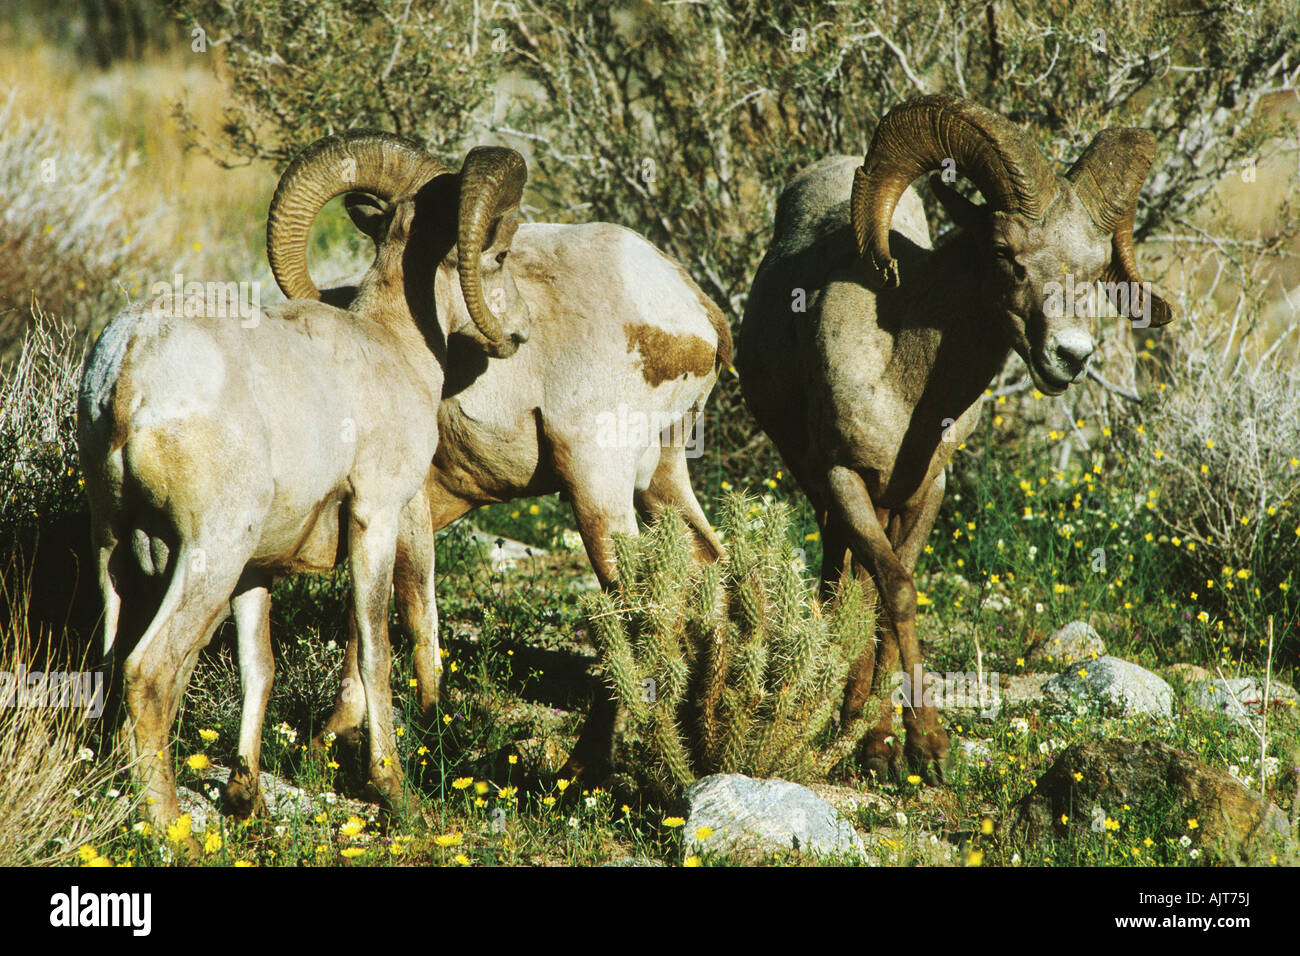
0, 569, 133, 867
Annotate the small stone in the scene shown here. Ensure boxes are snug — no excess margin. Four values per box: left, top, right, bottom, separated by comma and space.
859, 828, 957, 866
470, 532, 545, 571
1042, 656, 1172, 716
684, 773, 865, 859
1027, 621, 1106, 665
1004, 672, 1052, 703
600, 857, 666, 867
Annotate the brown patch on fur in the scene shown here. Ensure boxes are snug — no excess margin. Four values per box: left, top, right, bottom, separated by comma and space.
668, 259, 733, 368
624, 323, 717, 388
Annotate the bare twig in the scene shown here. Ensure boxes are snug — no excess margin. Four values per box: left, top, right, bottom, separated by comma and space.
1085, 366, 1142, 402
1260, 616, 1273, 796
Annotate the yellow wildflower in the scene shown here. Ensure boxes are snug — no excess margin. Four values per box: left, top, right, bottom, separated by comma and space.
166, 813, 193, 843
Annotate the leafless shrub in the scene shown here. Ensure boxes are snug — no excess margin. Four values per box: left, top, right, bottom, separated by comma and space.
1136, 240, 1300, 612
0, 90, 155, 359
0, 305, 85, 537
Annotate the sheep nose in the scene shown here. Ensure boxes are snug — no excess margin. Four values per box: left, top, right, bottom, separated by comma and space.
511, 327, 529, 346
1053, 334, 1094, 377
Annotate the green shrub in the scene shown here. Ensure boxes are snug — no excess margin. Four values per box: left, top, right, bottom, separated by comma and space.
584, 494, 876, 799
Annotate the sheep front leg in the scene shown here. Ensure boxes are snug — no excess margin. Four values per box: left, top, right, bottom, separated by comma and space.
347, 509, 406, 809
826, 466, 950, 784
315, 483, 471, 750
884, 470, 950, 779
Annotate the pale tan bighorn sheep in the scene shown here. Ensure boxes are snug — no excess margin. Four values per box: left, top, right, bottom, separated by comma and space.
739, 95, 1172, 782
262, 139, 732, 779
77, 130, 529, 838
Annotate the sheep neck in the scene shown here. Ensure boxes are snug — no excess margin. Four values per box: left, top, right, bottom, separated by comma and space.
890, 229, 1011, 420
349, 239, 449, 374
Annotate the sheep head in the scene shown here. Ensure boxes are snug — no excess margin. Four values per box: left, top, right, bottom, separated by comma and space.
267, 130, 530, 358
851, 95, 1173, 397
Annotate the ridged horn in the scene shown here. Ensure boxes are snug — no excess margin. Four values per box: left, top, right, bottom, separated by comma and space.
851, 95, 1058, 289
456, 146, 528, 346
1067, 128, 1173, 326
267, 130, 448, 301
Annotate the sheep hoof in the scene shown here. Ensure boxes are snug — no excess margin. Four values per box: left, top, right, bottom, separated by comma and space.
857, 729, 904, 783
310, 725, 362, 753
904, 728, 952, 786
364, 767, 408, 810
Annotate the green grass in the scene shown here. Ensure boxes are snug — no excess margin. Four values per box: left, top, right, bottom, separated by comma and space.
52, 459, 1294, 868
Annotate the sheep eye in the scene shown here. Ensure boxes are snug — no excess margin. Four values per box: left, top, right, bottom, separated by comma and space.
495, 250, 508, 265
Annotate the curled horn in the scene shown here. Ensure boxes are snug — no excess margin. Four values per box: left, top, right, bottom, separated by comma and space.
1067, 128, 1173, 326
456, 146, 528, 346
852, 94, 1059, 290
267, 130, 447, 301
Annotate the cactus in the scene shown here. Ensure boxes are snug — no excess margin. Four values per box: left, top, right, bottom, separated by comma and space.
582, 493, 877, 796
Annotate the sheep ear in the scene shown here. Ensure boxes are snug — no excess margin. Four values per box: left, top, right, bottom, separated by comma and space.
930, 174, 987, 233
344, 192, 390, 243
384, 201, 416, 244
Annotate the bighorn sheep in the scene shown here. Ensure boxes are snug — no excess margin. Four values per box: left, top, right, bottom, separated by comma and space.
77, 131, 529, 836
262, 139, 731, 778
739, 95, 1172, 782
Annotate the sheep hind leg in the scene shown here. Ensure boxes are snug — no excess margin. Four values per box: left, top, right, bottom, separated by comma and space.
635, 444, 723, 563
94, 530, 123, 674
222, 576, 273, 819
397, 483, 471, 719
856, 619, 903, 782
554, 457, 639, 783
825, 465, 949, 784
123, 545, 243, 850
91, 521, 129, 745
311, 616, 367, 752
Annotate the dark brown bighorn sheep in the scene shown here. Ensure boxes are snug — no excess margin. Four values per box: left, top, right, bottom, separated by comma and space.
739, 95, 1172, 782
264, 147, 731, 781
78, 130, 529, 842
